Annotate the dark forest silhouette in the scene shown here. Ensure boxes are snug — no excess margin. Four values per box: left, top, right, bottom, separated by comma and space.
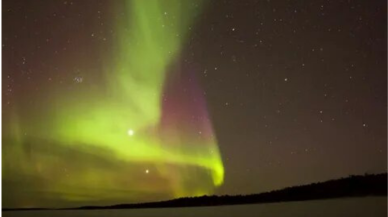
4, 173, 387, 211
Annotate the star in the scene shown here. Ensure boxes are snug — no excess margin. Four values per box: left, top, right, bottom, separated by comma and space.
127, 129, 134, 136
74, 76, 83, 83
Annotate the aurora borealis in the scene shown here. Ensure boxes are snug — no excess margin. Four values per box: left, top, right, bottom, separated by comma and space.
3, 0, 223, 207
3, 0, 387, 210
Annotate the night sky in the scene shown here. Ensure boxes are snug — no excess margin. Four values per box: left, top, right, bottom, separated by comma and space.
2, 0, 387, 208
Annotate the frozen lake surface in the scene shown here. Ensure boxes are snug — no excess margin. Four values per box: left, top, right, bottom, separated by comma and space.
3, 197, 386, 217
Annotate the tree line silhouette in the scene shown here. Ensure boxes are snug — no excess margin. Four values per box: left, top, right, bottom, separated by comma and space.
75, 173, 387, 210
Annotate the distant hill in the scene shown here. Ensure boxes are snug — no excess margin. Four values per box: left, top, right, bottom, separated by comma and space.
4, 173, 387, 211
76, 173, 387, 210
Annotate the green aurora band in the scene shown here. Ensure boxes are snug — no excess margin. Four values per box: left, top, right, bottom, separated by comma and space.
3, 0, 224, 207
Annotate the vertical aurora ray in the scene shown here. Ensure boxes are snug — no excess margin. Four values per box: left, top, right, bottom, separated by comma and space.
2, 0, 223, 207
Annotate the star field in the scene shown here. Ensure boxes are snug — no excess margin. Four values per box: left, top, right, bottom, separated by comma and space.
2, 0, 387, 208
